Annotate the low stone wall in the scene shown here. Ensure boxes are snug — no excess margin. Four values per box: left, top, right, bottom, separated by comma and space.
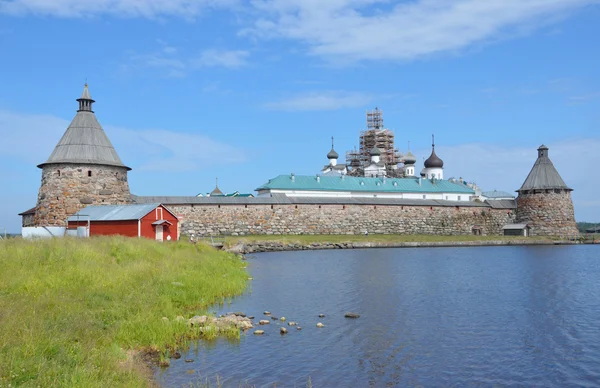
226, 239, 566, 254
170, 203, 516, 237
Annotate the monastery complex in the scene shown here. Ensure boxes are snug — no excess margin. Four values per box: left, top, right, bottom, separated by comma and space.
20, 85, 579, 239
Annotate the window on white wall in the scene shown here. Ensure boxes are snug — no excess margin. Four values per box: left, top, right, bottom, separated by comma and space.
458, 196, 461, 201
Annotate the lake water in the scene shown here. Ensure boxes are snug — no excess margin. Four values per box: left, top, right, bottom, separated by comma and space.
156, 245, 600, 387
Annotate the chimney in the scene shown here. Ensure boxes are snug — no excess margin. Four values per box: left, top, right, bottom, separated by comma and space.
316, 174, 320, 183
291, 173, 295, 182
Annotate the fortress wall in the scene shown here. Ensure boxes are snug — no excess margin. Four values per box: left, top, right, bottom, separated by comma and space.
170, 203, 516, 236
516, 191, 578, 237
34, 164, 131, 227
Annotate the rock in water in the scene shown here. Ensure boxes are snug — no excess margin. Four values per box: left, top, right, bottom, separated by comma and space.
316, 322, 325, 328
318, 314, 325, 318
280, 316, 286, 322
254, 330, 265, 335
280, 327, 288, 334
263, 311, 271, 315
259, 320, 270, 325
344, 312, 360, 318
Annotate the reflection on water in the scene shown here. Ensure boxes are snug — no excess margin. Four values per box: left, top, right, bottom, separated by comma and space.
156, 245, 600, 387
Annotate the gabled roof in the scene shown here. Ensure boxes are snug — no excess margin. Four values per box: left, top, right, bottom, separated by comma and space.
518, 145, 571, 192
255, 175, 475, 194
67, 203, 174, 221
38, 85, 131, 170
18, 207, 36, 216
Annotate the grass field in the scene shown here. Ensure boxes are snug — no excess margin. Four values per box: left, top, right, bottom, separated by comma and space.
0, 237, 248, 387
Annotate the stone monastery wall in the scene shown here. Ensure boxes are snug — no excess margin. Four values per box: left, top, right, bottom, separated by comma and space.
170, 203, 516, 237
517, 191, 578, 237
34, 163, 131, 226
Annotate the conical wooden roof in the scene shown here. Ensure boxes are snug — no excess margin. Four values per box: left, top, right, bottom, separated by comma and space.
38, 85, 131, 170
518, 145, 571, 192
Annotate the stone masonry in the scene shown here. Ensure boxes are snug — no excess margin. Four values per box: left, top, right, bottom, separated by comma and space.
516, 191, 578, 238
34, 163, 131, 226
171, 203, 516, 236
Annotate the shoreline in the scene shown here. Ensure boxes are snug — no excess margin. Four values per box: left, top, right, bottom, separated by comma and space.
226, 238, 584, 254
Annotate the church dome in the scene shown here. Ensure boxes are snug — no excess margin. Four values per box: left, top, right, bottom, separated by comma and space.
370, 147, 381, 156
403, 151, 416, 165
424, 148, 443, 168
327, 148, 339, 159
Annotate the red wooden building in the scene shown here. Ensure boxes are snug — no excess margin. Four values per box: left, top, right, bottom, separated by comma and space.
68, 203, 179, 241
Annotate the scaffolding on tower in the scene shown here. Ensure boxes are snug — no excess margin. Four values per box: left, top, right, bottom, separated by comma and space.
346, 107, 402, 176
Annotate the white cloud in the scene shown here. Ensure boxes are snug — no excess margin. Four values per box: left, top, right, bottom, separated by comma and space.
0, 110, 247, 172
3, 0, 597, 65
192, 49, 250, 68
0, 0, 239, 18
122, 46, 250, 77
243, 0, 600, 64
264, 91, 373, 111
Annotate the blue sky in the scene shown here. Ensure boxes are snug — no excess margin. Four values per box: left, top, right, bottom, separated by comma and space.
1, 0, 599, 232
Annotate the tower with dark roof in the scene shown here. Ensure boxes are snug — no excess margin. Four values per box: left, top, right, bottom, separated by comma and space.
422, 135, 444, 180
516, 145, 578, 237
33, 84, 132, 226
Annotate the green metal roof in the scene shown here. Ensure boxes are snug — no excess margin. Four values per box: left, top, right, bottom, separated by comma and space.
256, 175, 475, 194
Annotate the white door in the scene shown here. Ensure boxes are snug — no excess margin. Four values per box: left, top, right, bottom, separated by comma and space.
155, 225, 163, 241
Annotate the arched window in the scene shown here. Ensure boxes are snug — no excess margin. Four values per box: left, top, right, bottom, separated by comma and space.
88, 171, 92, 177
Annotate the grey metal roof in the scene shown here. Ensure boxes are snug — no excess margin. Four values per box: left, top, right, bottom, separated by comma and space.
502, 223, 530, 230
68, 203, 162, 221
38, 85, 131, 170
482, 190, 515, 199
518, 145, 571, 192
485, 199, 517, 209
132, 194, 491, 208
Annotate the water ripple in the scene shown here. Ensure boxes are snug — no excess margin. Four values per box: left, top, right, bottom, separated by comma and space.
157, 245, 600, 388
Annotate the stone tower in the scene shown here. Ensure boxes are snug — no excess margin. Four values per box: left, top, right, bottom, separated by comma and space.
33, 84, 132, 226
516, 145, 578, 237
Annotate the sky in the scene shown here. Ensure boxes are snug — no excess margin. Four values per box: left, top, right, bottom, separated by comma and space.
0, 0, 599, 233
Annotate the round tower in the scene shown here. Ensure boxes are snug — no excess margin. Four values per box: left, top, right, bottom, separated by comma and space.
516, 145, 578, 237
33, 84, 132, 226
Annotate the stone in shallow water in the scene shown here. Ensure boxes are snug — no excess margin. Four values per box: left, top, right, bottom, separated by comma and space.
280, 327, 288, 334
259, 320, 270, 325
316, 322, 325, 328
319, 314, 325, 318
184, 359, 194, 363
280, 316, 286, 321
263, 311, 271, 315
254, 330, 265, 335
344, 312, 360, 318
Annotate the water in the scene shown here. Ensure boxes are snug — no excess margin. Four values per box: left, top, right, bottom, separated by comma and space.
156, 245, 600, 387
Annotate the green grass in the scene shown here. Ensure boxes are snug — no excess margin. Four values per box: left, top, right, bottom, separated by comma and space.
0, 237, 248, 388
223, 233, 552, 247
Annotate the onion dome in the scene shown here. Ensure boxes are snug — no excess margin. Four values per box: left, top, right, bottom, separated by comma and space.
370, 146, 381, 156
327, 136, 339, 159
424, 135, 443, 168
403, 151, 416, 165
